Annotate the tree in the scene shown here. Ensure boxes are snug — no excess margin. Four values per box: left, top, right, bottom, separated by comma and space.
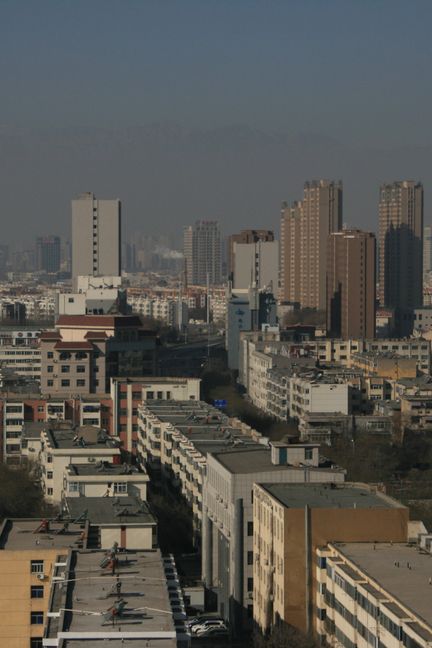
0, 464, 46, 519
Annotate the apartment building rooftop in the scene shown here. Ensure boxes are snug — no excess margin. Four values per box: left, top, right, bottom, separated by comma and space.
63, 496, 155, 526
333, 542, 432, 628
212, 447, 342, 475
65, 462, 147, 477
0, 518, 87, 550
258, 483, 403, 510
43, 423, 120, 450
45, 549, 179, 643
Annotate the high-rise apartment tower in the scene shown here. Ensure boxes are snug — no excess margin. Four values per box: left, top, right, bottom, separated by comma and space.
36, 236, 61, 273
280, 180, 343, 310
378, 181, 423, 312
183, 220, 221, 286
72, 193, 121, 283
327, 229, 376, 339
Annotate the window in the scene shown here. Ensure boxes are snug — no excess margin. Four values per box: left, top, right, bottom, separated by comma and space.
30, 640, 43, 648
47, 488, 53, 496
77, 380, 85, 387
30, 611, 44, 625
157, 391, 163, 399
247, 551, 253, 565
47, 366, 54, 373
47, 380, 53, 387
30, 560, 44, 574
114, 482, 128, 494
77, 365, 86, 373
46, 471, 53, 480
69, 482, 80, 493
247, 577, 253, 592
31, 585, 44, 599
316, 556, 327, 569
61, 379, 70, 387
59, 352, 71, 360
146, 391, 154, 400
61, 365, 70, 373
247, 521, 253, 536
37, 406, 44, 413
305, 448, 313, 460
47, 352, 53, 359
47, 455, 53, 463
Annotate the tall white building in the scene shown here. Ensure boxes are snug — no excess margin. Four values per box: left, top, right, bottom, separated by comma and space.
232, 240, 279, 292
72, 193, 121, 285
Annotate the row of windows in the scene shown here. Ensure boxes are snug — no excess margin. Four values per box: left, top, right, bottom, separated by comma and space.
46, 379, 87, 387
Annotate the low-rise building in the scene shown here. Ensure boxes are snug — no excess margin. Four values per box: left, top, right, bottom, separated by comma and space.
39, 423, 121, 503
63, 495, 157, 550
350, 352, 418, 380
317, 541, 432, 648
137, 400, 263, 540
0, 517, 88, 648
289, 376, 350, 420
110, 376, 200, 454
63, 461, 149, 499
252, 482, 408, 635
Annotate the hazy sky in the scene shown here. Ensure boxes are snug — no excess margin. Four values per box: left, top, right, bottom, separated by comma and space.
1, 0, 432, 245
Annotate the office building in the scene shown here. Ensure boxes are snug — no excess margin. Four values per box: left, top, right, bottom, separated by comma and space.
35, 235, 61, 273
378, 181, 423, 318
253, 482, 408, 635
72, 192, 121, 283
183, 220, 221, 286
327, 229, 376, 339
228, 229, 274, 279
280, 180, 343, 309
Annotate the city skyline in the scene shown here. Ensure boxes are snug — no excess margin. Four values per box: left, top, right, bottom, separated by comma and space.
2, 1, 432, 241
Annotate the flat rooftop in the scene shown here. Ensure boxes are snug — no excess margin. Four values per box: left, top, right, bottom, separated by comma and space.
65, 462, 148, 478
63, 640, 177, 647
259, 483, 403, 509
211, 447, 341, 475
44, 424, 120, 450
47, 549, 178, 642
64, 496, 156, 526
335, 542, 432, 627
0, 518, 86, 550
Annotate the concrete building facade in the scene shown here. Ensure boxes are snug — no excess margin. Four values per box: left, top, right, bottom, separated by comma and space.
379, 182, 423, 326
327, 230, 376, 339
280, 180, 343, 309
252, 482, 408, 635
72, 192, 121, 283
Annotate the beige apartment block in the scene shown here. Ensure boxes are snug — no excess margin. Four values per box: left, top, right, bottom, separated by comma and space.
317, 542, 432, 648
253, 482, 408, 635
39, 423, 121, 504
280, 180, 342, 310
0, 518, 87, 648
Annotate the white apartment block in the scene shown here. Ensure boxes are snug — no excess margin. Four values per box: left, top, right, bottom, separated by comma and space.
289, 377, 350, 420
0, 346, 41, 380
39, 424, 121, 503
72, 192, 121, 283
63, 462, 149, 500
317, 542, 432, 648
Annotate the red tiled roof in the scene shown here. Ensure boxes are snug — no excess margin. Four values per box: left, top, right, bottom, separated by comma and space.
56, 315, 143, 327
40, 331, 61, 339
84, 331, 109, 339
53, 341, 93, 350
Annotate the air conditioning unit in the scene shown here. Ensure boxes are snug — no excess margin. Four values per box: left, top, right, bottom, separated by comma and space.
37, 573, 46, 581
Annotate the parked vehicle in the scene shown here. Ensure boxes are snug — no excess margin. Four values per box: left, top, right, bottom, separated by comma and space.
192, 620, 228, 636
